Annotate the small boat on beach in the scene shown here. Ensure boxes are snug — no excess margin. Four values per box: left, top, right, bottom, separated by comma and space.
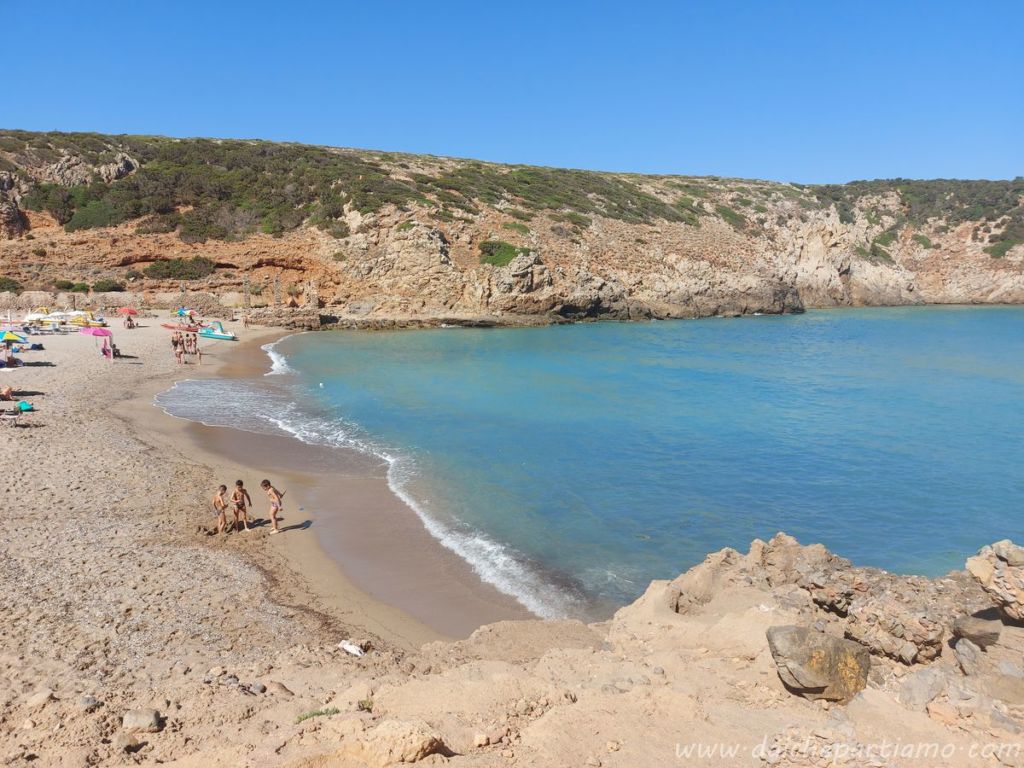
161, 322, 200, 332
198, 321, 237, 341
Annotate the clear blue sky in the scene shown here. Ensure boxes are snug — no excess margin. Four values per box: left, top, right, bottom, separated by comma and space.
8, 1, 1023, 183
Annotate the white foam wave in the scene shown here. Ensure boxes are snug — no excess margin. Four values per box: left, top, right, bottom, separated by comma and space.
264, 409, 583, 619
156, 378, 582, 619
262, 334, 301, 375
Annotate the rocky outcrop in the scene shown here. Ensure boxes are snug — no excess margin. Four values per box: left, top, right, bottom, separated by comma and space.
97, 152, 137, 183
37, 151, 138, 187
666, 533, 989, 664
766, 625, 870, 702
966, 539, 1024, 621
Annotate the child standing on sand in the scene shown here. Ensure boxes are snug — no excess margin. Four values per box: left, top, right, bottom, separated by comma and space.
260, 479, 285, 535
231, 480, 253, 532
212, 484, 229, 535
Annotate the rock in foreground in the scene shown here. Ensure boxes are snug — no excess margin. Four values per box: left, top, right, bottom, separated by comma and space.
766, 625, 870, 702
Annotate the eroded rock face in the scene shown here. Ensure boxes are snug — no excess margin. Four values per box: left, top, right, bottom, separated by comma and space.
766, 625, 870, 702
0, 200, 28, 239
966, 540, 1024, 621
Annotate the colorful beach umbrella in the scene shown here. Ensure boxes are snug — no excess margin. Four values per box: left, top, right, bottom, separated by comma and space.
1, 331, 26, 346
117, 307, 138, 315
78, 327, 113, 337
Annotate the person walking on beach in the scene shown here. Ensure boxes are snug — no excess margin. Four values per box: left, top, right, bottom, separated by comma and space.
260, 479, 286, 535
230, 480, 253, 532
212, 484, 229, 535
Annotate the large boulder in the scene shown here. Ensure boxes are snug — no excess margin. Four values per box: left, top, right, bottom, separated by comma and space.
953, 614, 1001, 650
766, 625, 870, 702
967, 540, 1024, 621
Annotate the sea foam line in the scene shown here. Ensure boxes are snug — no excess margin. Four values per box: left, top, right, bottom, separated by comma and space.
263, 409, 580, 619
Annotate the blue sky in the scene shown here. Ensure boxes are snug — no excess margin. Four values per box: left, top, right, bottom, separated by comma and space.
8, 1, 1023, 183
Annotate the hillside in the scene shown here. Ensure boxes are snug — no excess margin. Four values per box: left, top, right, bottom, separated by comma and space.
1, 129, 1023, 324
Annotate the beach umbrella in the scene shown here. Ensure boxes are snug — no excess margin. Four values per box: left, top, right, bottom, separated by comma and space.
1, 331, 26, 347
78, 327, 113, 337
117, 307, 138, 315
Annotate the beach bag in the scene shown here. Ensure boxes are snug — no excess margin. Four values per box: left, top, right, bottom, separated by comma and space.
16, 400, 33, 412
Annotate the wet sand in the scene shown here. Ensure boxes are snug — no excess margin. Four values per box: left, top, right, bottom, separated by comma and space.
137, 329, 533, 642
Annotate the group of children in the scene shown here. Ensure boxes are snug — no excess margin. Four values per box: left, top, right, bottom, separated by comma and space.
211, 479, 285, 535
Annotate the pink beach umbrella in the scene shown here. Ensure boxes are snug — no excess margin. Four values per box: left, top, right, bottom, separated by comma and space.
78, 327, 113, 337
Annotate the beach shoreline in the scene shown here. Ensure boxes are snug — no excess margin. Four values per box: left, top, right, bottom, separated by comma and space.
131, 324, 533, 645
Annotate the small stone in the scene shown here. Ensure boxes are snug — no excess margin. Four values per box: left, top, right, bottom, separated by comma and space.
220, 675, 239, 686
586, 756, 603, 767
122, 708, 162, 733
502, 749, 515, 759
78, 695, 101, 712
514, 698, 529, 714
954, 638, 984, 676
26, 688, 55, 709
113, 733, 140, 753
897, 641, 918, 665
474, 733, 490, 748
652, 666, 665, 676
250, 682, 267, 694
21, 718, 35, 730
606, 740, 621, 751
208, 666, 225, 677
267, 681, 294, 697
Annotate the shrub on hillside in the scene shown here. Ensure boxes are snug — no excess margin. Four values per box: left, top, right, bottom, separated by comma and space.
53, 279, 75, 290
92, 279, 125, 292
65, 200, 125, 231
0, 277, 24, 294
143, 257, 216, 280
479, 240, 528, 267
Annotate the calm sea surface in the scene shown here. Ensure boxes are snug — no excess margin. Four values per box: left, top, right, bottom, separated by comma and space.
158, 307, 1024, 618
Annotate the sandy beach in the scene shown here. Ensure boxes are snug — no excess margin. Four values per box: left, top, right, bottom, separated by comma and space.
3, 314, 1023, 768
0, 315, 524, 763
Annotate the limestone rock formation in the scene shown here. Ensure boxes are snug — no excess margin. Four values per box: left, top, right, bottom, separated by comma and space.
966, 540, 1024, 621
0, 200, 27, 239
766, 625, 870, 702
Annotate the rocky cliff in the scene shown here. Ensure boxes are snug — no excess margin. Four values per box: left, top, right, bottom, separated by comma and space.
1, 130, 1022, 323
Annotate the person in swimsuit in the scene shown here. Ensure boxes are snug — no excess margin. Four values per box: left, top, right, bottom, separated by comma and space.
260, 479, 285, 534
230, 480, 253, 532
212, 484, 229, 535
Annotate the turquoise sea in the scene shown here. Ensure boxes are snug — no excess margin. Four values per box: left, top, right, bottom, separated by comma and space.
157, 307, 1024, 618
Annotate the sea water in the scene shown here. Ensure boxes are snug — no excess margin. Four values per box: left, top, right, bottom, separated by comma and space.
157, 307, 1024, 618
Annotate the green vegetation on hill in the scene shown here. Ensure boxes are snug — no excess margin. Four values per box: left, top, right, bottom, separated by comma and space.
143, 257, 217, 280
479, 240, 529, 267
2, 131, 1022, 254
813, 178, 1024, 234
